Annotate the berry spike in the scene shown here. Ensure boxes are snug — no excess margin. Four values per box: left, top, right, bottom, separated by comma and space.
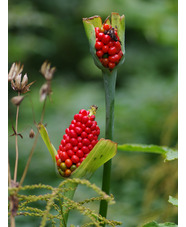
55, 106, 100, 177
94, 25, 123, 71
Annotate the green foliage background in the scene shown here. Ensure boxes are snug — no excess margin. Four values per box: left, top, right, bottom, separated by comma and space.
8, 0, 178, 226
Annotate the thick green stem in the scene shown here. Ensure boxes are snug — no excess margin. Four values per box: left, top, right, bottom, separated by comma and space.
99, 69, 117, 222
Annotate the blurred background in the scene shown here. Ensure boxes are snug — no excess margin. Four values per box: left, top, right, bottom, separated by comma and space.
8, 0, 178, 226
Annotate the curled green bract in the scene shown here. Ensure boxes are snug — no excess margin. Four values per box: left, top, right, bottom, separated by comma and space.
83, 12, 125, 73
38, 123, 117, 179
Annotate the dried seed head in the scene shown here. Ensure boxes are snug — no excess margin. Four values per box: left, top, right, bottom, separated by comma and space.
8, 62, 24, 82
40, 61, 56, 80
11, 96, 24, 106
29, 128, 35, 138
11, 73, 35, 94
39, 83, 52, 102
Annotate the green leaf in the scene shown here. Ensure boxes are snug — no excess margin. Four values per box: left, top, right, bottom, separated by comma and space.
38, 123, 57, 162
117, 144, 178, 161
168, 196, 178, 207
143, 221, 177, 227
72, 138, 117, 179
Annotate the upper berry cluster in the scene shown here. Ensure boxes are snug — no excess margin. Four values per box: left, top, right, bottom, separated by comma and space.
55, 108, 100, 177
95, 24, 123, 70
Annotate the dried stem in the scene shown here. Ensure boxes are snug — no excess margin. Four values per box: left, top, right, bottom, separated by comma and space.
19, 97, 47, 187
13, 94, 20, 183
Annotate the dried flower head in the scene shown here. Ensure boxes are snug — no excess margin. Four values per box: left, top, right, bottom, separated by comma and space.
39, 82, 52, 102
9, 62, 35, 93
8, 62, 24, 82
40, 61, 56, 81
11, 96, 24, 106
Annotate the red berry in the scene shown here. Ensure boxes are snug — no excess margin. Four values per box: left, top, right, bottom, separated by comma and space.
60, 151, 69, 161
81, 131, 87, 138
103, 24, 110, 30
55, 154, 59, 161
108, 62, 116, 69
61, 139, 66, 146
82, 146, 89, 154
65, 128, 70, 134
70, 138, 78, 146
102, 35, 111, 44
81, 124, 86, 130
88, 133, 94, 141
97, 32, 104, 41
69, 130, 77, 138
95, 27, 99, 36
79, 109, 87, 115
88, 144, 93, 151
82, 116, 89, 124
102, 45, 109, 53
90, 115, 95, 121
102, 58, 109, 67
56, 159, 61, 166
63, 134, 70, 142
67, 150, 74, 157
76, 162, 81, 168
69, 124, 75, 130
73, 146, 78, 153
76, 150, 84, 158
108, 41, 114, 47
80, 157, 85, 163
82, 138, 90, 146
65, 143, 73, 151
75, 126, 82, 135
78, 142, 83, 149
96, 50, 104, 58
65, 159, 73, 168
85, 127, 91, 134
74, 114, 82, 122
95, 41, 103, 50
71, 155, 79, 164
86, 120, 92, 127
65, 169, 71, 177
71, 119, 76, 124
91, 140, 97, 146
59, 144, 63, 151
77, 136, 82, 142
108, 46, 117, 55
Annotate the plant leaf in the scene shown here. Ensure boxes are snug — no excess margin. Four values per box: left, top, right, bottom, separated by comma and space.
72, 138, 117, 179
168, 196, 178, 207
38, 123, 57, 162
117, 144, 178, 161
143, 221, 178, 227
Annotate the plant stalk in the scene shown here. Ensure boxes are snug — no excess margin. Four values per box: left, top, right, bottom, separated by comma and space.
13, 97, 20, 183
19, 98, 47, 187
99, 69, 117, 222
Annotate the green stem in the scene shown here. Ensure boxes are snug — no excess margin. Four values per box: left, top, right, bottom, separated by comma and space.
99, 69, 117, 222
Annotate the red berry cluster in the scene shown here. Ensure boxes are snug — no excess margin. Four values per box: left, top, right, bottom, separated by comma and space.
95, 24, 123, 70
55, 107, 100, 177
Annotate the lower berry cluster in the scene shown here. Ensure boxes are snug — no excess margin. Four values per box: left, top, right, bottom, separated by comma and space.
55, 108, 100, 177
95, 23, 123, 70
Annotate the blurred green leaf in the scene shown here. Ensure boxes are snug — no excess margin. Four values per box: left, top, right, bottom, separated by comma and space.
168, 196, 178, 207
117, 144, 178, 161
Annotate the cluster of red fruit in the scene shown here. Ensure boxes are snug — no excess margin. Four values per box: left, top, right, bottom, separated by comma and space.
55, 107, 100, 177
95, 24, 123, 70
